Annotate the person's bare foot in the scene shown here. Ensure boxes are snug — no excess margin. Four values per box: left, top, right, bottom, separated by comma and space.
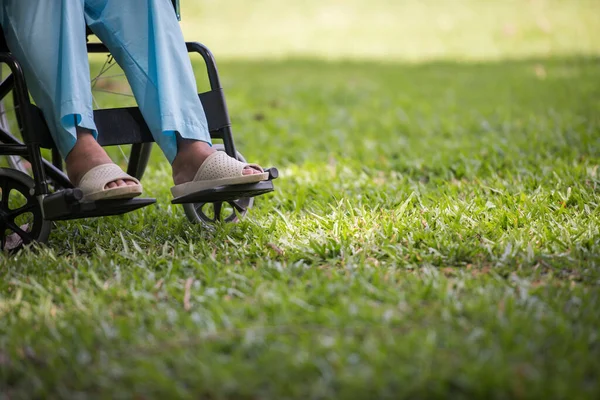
171, 138, 262, 185
66, 128, 138, 189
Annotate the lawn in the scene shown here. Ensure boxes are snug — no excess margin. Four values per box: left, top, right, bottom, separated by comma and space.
1, 0, 600, 398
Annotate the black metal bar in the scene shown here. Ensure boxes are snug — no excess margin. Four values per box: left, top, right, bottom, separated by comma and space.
0, 55, 35, 144
0, 126, 20, 144
171, 0, 181, 20
198, 89, 231, 131
42, 157, 74, 189
0, 73, 14, 100
220, 127, 237, 158
51, 147, 63, 171
185, 42, 222, 91
127, 142, 153, 180
0, 53, 48, 196
0, 122, 73, 189
185, 42, 237, 158
86, 42, 109, 53
0, 144, 28, 156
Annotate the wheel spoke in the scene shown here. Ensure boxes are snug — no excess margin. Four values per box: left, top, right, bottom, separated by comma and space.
213, 202, 223, 221
7, 202, 35, 219
228, 200, 246, 214
91, 93, 100, 110
92, 88, 134, 97
90, 56, 133, 169
1, 179, 11, 206
4, 220, 32, 244
193, 203, 214, 223
117, 145, 130, 164
90, 73, 126, 84
91, 56, 116, 91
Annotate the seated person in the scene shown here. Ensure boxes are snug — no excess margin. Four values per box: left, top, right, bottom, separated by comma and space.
0, 0, 267, 202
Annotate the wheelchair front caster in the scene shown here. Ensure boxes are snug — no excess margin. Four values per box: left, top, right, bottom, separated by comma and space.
0, 168, 51, 251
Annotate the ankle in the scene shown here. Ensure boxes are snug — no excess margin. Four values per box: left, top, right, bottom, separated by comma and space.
172, 143, 215, 185
75, 126, 95, 139
177, 138, 213, 155
173, 140, 214, 166
65, 133, 112, 185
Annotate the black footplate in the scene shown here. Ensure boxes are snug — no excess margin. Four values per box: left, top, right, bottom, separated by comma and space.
43, 189, 156, 221
171, 167, 279, 205
171, 180, 275, 204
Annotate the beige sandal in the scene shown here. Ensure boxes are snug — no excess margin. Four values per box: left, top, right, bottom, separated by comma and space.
78, 163, 143, 202
170, 151, 268, 198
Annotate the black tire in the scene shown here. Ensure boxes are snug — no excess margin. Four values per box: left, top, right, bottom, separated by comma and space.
182, 144, 254, 224
0, 168, 51, 251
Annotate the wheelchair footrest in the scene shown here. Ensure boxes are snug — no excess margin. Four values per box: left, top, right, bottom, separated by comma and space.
43, 189, 156, 221
171, 180, 275, 204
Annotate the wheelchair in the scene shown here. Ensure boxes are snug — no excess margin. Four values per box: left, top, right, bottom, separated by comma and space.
0, 2, 278, 251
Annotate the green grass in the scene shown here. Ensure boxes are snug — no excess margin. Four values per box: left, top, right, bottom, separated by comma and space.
2, 55, 599, 399
2, 0, 600, 398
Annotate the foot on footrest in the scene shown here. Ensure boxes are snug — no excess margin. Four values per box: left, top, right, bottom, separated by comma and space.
43, 189, 156, 221
171, 180, 275, 204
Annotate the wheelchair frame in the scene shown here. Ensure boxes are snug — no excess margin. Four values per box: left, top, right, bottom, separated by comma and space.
0, 25, 277, 249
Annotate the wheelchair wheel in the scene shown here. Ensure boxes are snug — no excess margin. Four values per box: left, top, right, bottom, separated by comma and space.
182, 144, 253, 224
0, 168, 51, 251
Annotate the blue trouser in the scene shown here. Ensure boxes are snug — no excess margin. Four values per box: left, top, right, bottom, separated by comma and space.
0, 0, 211, 163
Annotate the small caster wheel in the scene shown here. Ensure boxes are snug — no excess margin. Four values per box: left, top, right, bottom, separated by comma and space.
182, 144, 254, 224
0, 168, 51, 251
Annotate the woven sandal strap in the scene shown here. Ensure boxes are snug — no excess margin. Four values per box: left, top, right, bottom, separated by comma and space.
78, 164, 140, 191
193, 151, 264, 182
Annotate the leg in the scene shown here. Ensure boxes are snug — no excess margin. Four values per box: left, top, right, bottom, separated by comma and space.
0, 0, 138, 191
83, 0, 261, 186
84, 0, 211, 164
0, 0, 95, 158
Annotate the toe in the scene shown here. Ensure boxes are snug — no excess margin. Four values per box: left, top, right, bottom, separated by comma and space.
242, 166, 261, 175
106, 179, 126, 189
104, 178, 139, 190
